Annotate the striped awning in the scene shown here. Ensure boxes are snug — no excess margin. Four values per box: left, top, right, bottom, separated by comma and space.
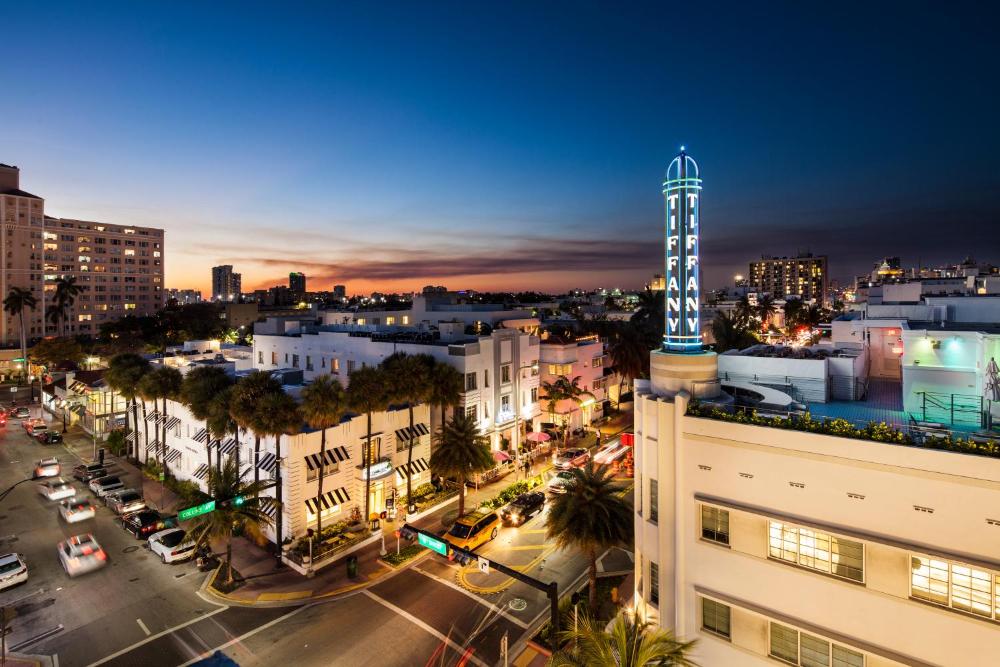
163, 416, 181, 429
145, 410, 160, 422
126, 431, 138, 442
305, 487, 350, 515
305, 446, 349, 471
193, 464, 210, 480
192, 428, 208, 443
257, 452, 277, 475
70, 404, 86, 417
260, 497, 278, 518
163, 448, 181, 464
395, 457, 429, 479
145, 439, 161, 452
395, 423, 430, 442
214, 437, 238, 456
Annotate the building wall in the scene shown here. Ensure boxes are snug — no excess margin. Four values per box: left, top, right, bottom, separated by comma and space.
0, 187, 46, 344
748, 255, 828, 305
539, 337, 609, 429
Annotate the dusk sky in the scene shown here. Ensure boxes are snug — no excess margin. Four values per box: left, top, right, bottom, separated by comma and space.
5, 2, 999, 296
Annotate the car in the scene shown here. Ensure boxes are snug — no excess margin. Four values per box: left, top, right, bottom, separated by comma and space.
106, 489, 146, 515
553, 447, 590, 469
148, 528, 197, 564
22, 417, 42, 432
89, 475, 125, 498
499, 491, 545, 527
59, 499, 96, 523
120, 509, 178, 539
0, 412, 6, 426
444, 510, 501, 552
36, 430, 63, 445
73, 464, 108, 482
38, 477, 76, 501
12, 407, 30, 419
0, 553, 28, 591
593, 442, 629, 465
28, 422, 48, 437
34, 457, 61, 478
547, 470, 577, 494
57, 534, 107, 577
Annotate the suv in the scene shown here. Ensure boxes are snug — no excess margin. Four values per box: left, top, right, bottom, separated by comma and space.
36, 430, 63, 445
73, 464, 108, 482
444, 510, 501, 551
89, 475, 125, 498
553, 447, 590, 469
500, 491, 545, 527
120, 510, 177, 539
106, 489, 146, 515
12, 407, 30, 419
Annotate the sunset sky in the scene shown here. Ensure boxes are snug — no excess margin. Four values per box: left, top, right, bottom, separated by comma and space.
5, 2, 999, 296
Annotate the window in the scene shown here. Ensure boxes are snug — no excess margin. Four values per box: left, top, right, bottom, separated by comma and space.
530, 387, 538, 403
466, 404, 478, 422
292, 354, 299, 368
592, 356, 604, 368
271, 351, 277, 365
332, 358, 340, 373
701, 598, 730, 639
258, 351, 263, 364
347, 360, 356, 374
547, 363, 572, 376
501, 364, 511, 384
305, 355, 313, 371
768, 521, 864, 583
911, 555, 997, 619
306, 460, 339, 482
701, 505, 729, 545
770, 622, 799, 664
465, 372, 477, 391
649, 561, 659, 605
768, 622, 864, 667
484, 369, 489, 388
649, 478, 658, 522
364, 436, 381, 464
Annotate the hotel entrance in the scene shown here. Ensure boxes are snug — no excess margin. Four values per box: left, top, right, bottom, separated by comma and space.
368, 481, 384, 520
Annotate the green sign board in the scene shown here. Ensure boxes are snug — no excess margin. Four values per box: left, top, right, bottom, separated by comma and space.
418, 532, 448, 556
178, 500, 216, 521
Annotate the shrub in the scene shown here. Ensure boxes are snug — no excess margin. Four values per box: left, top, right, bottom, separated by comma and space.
381, 543, 426, 567
105, 430, 127, 456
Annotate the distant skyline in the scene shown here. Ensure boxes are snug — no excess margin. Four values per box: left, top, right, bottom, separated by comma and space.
4, 2, 999, 295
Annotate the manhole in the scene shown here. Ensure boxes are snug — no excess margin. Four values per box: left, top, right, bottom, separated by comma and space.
508, 598, 527, 611
122, 545, 140, 554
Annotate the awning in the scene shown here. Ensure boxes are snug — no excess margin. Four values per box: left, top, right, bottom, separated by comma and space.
145, 439, 161, 452
215, 437, 238, 456
192, 428, 209, 443
305, 487, 351, 514
193, 464, 210, 480
70, 404, 86, 417
395, 423, 430, 442
126, 431, 138, 442
260, 497, 278, 518
492, 450, 511, 463
395, 457, 429, 480
305, 446, 349, 471
163, 448, 181, 464
145, 410, 160, 422
163, 416, 181, 429
257, 452, 277, 475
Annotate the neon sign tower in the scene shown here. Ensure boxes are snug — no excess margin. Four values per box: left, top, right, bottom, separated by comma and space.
662, 148, 703, 353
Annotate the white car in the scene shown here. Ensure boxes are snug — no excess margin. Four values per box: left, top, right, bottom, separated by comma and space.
38, 478, 76, 501
148, 528, 197, 564
34, 457, 61, 478
593, 442, 628, 465
59, 499, 97, 524
547, 470, 576, 494
0, 553, 28, 591
57, 534, 107, 577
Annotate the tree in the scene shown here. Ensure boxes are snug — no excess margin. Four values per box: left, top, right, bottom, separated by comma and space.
29, 337, 83, 368
206, 386, 238, 472
187, 457, 275, 585
631, 288, 665, 349
254, 390, 300, 563
3, 287, 37, 379
48, 276, 84, 338
230, 370, 283, 485
734, 295, 754, 328
756, 294, 777, 328
607, 324, 648, 406
710, 312, 758, 353
546, 462, 632, 611
782, 298, 804, 328
105, 353, 151, 460
299, 375, 346, 535
346, 366, 390, 526
430, 411, 494, 518
382, 352, 434, 508
140, 366, 182, 468
427, 362, 464, 431
181, 366, 234, 473
550, 612, 697, 667
540, 375, 584, 445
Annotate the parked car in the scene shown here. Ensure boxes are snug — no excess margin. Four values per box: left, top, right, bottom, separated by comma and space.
0, 553, 28, 591
36, 430, 63, 445
500, 491, 546, 527
34, 457, 61, 478
553, 447, 590, 469
28, 422, 48, 438
59, 499, 96, 524
547, 470, 577, 494
73, 464, 108, 482
38, 478, 76, 501
22, 417, 43, 433
88, 475, 125, 498
444, 510, 500, 551
106, 489, 146, 515
57, 534, 107, 577
120, 510, 177, 539
12, 407, 30, 419
148, 528, 197, 564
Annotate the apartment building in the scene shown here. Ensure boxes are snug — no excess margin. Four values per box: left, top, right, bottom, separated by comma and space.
211, 264, 241, 302
164, 288, 202, 304
538, 334, 613, 430
1, 164, 164, 345
749, 253, 828, 304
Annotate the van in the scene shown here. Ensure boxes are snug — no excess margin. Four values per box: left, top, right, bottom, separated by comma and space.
444, 510, 501, 552
89, 475, 125, 498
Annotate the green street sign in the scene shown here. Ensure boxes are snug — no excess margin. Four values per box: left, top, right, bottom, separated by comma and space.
417, 532, 448, 557
178, 500, 216, 521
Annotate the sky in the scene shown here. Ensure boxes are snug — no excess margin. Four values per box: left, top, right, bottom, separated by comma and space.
3, 1, 999, 296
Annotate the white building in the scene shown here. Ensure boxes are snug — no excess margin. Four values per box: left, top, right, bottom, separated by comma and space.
538, 334, 615, 429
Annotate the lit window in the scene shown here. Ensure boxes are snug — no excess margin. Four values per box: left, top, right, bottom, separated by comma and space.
768, 621, 864, 667
77, 314, 92, 322
386, 316, 395, 325
124, 303, 136, 310
465, 372, 477, 391
768, 521, 863, 582
911, 555, 995, 619
124, 249, 135, 256
700, 505, 729, 545
649, 560, 659, 605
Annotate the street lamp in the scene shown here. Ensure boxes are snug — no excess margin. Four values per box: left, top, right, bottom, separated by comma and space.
511, 361, 539, 469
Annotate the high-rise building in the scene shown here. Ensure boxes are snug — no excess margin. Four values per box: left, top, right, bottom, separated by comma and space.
0, 164, 164, 344
164, 288, 202, 305
748, 253, 828, 304
211, 265, 241, 302
289, 272, 306, 293
332, 284, 346, 301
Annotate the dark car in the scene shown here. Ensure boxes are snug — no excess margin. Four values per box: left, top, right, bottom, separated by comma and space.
73, 464, 108, 482
500, 491, 545, 526
120, 510, 178, 539
11, 407, 30, 419
36, 430, 63, 445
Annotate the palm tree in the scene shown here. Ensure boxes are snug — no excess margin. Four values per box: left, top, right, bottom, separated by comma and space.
541, 376, 584, 445
299, 375, 346, 535
346, 366, 390, 526
180, 365, 233, 473
105, 353, 151, 460
3, 287, 37, 380
782, 298, 804, 328
734, 295, 754, 327
755, 294, 777, 329
140, 366, 183, 468
382, 352, 434, 508
230, 370, 283, 485
186, 457, 275, 585
607, 324, 648, 406
427, 362, 464, 432
546, 462, 632, 611
48, 276, 84, 337
710, 312, 758, 353
430, 411, 494, 518
551, 612, 697, 667
206, 386, 238, 472
254, 390, 300, 563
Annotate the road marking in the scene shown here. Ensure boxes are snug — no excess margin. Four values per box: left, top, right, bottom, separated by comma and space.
177, 603, 315, 667
87, 605, 228, 666
53, 654, 59, 667
459, 542, 561, 594
412, 566, 528, 629
136, 618, 151, 636
2, 586, 45, 606
362, 590, 489, 667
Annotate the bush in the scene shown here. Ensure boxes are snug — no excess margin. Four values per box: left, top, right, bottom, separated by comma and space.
381, 543, 426, 567
106, 430, 127, 457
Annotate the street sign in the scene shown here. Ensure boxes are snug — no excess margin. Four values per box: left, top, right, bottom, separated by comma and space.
417, 532, 448, 556
478, 557, 490, 575
178, 500, 216, 521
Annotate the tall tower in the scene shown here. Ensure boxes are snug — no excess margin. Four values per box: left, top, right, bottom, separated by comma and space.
662, 148, 702, 353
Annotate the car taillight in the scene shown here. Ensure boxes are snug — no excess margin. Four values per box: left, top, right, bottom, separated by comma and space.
95, 550, 107, 561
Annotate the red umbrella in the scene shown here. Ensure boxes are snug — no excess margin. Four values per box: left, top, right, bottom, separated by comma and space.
493, 450, 511, 462
525, 432, 551, 443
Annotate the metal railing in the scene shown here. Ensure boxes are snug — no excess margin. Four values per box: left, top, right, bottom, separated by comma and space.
915, 391, 984, 427
285, 528, 371, 567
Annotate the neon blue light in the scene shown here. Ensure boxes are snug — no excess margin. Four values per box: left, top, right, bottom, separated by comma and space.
662, 150, 703, 354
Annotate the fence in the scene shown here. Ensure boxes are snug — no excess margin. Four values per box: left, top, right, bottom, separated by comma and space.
915, 391, 984, 427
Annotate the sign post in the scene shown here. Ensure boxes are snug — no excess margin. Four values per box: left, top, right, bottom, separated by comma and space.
178, 500, 216, 521
478, 556, 490, 575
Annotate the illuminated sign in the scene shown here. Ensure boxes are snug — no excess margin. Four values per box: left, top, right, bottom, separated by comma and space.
418, 532, 448, 556
662, 149, 703, 352
359, 459, 393, 481
178, 500, 216, 521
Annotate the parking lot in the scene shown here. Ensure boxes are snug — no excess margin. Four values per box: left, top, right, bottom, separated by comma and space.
0, 408, 213, 667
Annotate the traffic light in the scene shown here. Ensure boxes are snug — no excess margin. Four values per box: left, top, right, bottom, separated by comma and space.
396, 525, 417, 541
232, 495, 247, 507
448, 548, 475, 567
